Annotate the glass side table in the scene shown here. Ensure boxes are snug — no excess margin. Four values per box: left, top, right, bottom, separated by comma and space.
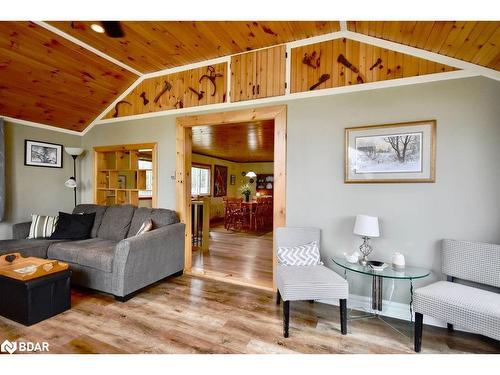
332, 257, 430, 336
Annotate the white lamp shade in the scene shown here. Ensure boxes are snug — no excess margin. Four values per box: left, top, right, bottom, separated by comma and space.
353, 214, 380, 237
65, 147, 84, 156
245, 171, 257, 178
64, 178, 77, 188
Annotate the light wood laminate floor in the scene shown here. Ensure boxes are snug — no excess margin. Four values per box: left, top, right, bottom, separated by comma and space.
192, 225, 273, 290
0, 275, 499, 354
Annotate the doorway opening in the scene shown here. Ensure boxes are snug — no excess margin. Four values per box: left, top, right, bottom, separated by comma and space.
176, 106, 287, 291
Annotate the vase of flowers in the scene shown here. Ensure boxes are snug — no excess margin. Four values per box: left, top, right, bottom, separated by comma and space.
239, 183, 251, 202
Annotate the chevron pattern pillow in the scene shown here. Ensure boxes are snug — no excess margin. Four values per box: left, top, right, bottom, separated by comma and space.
277, 240, 323, 266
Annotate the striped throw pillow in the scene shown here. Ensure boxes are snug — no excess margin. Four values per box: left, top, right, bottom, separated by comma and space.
135, 219, 153, 236
277, 240, 323, 266
28, 214, 58, 239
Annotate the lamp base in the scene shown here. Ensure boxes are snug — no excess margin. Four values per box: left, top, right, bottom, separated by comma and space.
358, 237, 372, 266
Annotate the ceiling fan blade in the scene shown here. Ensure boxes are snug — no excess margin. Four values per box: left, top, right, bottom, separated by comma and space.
101, 21, 125, 38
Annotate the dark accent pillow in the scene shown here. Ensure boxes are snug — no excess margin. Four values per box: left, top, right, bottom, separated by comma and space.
50, 212, 96, 240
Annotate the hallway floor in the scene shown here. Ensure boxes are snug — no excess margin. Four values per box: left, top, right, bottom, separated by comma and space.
192, 224, 273, 290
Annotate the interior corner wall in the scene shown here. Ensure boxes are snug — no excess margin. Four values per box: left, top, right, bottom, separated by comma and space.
0, 122, 82, 240
80, 116, 178, 209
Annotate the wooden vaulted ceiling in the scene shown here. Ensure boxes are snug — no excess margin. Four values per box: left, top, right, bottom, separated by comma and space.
192, 120, 275, 162
49, 21, 340, 73
0, 21, 137, 131
0, 21, 499, 132
347, 21, 500, 70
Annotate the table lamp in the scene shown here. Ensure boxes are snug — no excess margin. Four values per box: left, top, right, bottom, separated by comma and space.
353, 214, 380, 266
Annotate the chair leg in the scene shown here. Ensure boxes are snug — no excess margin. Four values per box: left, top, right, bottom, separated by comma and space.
340, 299, 347, 335
447, 323, 454, 332
283, 300, 290, 338
276, 290, 281, 305
414, 312, 423, 352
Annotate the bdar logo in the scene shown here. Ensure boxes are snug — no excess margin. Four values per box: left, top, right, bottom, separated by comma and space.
1, 339, 17, 354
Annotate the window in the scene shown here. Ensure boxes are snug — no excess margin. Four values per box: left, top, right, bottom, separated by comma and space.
191, 165, 211, 196
138, 159, 153, 197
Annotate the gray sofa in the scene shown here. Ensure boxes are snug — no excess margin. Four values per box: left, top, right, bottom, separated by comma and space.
0, 204, 185, 301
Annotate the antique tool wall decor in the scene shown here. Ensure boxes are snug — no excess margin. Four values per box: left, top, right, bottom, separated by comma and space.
112, 100, 131, 118
104, 63, 226, 119
291, 38, 456, 93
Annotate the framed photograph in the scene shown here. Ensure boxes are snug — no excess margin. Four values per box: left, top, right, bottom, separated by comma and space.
230, 174, 236, 185
345, 120, 436, 183
24, 140, 63, 168
213, 165, 228, 197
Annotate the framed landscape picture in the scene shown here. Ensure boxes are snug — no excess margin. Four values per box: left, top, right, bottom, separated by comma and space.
24, 140, 63, 168
213, 165, 228, 197
345, 120, 436, 183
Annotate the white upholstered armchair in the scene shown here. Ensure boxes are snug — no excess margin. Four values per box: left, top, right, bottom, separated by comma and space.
414, 239, 500, 352
275, 227, 349, 337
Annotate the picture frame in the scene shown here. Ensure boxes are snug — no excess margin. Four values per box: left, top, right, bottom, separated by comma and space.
213, 165, 228, 197
24, 140, 63, 168
345, 120, 436, 183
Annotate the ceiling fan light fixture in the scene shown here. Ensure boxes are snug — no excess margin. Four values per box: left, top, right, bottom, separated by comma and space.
90, 23, 105, 34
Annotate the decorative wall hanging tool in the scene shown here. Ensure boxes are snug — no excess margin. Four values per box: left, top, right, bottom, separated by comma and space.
302, 51, 321, 69
139, 91, 149, 105
154, 81, 172, 104
199, 66, 223, 96
337, 54, 359, 73
188, 87, 205, 100
369, 58, 383, 70
112, 100, 131, 118
309, 74, 330, 90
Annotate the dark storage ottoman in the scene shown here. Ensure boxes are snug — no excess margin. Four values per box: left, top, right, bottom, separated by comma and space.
0, 270, 71, 326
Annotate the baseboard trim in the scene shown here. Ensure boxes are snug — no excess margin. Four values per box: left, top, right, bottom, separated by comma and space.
318, 294, 450, 329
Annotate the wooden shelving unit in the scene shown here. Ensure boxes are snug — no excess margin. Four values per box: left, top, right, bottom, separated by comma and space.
94, 143, 157, 207
256, 174, 274, 196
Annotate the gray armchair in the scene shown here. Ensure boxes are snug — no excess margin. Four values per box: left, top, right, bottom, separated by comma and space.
414, 239, 500, 352
275, 227, 349, 337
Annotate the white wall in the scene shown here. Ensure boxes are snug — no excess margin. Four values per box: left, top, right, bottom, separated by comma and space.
286, 76, 500, 302
0, 122, 82, 239
80, 76, 500, 303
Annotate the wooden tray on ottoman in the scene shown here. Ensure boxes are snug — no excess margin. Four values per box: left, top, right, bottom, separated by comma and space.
0, 253, 69, 281
0, 253, 71, 326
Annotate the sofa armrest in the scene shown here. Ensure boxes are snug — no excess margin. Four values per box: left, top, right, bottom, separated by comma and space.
13, 221, 32, 240
112, 222, 185, 297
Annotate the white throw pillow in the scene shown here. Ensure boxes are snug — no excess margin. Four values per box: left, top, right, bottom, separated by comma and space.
135, 219, 153, 236
28, 214, 58, 239
277, 240, 323, 266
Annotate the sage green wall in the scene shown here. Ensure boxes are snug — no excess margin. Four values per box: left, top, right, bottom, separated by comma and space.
80, 77, 500, 304
0, 122, 82, 239
285, 76, 500, 302
80, 116, 178, 209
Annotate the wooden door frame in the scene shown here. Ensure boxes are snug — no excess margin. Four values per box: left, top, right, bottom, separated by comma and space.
176, 105, 287, 290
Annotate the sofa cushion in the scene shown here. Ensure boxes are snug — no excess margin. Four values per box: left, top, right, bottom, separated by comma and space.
47, 238, 117, 273
126, 207, 179, 238
0, 239, 64, 259
276, 264, 348, 301
73, 204, 108, 238
97, 205, 135, 241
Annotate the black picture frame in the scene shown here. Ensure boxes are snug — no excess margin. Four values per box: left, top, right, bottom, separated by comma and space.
24, 139, 64, 169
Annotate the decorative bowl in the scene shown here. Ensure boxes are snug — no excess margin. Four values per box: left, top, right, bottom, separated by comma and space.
368, 261, 388, 271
